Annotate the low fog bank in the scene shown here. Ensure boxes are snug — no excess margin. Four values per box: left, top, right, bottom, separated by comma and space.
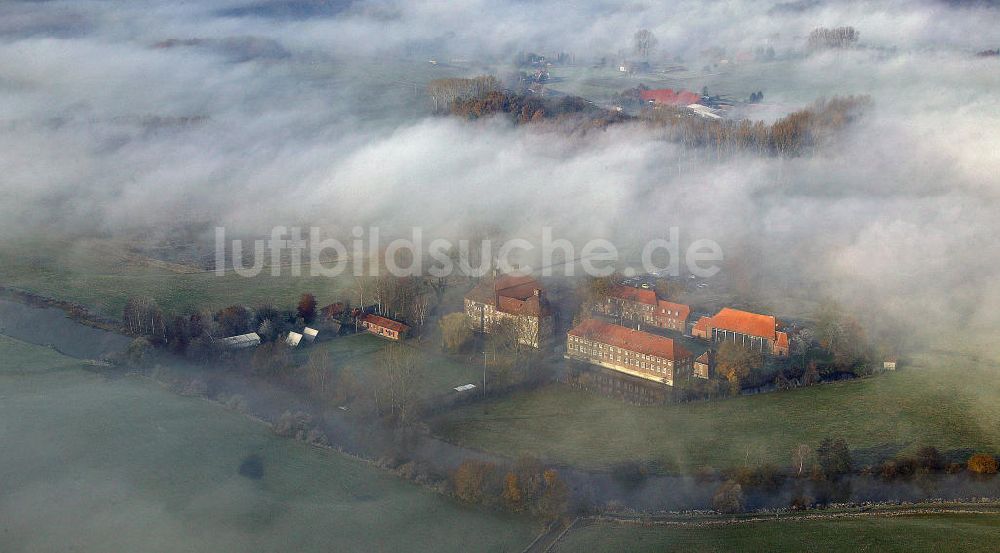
1, 0, 1000, 349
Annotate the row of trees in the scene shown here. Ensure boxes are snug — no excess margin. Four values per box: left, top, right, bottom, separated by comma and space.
716, 440, 1000, 513
353, 275, 438, 333
641, 95, 871, 157
807, 26, 860, 51
713, 437, 853, 512
447, 88, 629, 128
427, 76, 501, 113
452, 457, 569, 521
442, 79, 869, 158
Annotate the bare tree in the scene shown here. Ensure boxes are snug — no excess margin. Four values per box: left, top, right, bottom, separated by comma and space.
793, 444, 813, 477
374, 343, 421, 425
123, 296, 166, 340
304, 349, 334, 399
634, 29, 658, 58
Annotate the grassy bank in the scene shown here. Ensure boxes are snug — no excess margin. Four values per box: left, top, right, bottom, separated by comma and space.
0, 237, 358, 319
553, 510, 1000, 552
0, 335, 536, 553
433, 350, 1000, 472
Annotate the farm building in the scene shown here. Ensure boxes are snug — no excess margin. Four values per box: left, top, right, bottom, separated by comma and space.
566, 319, 693, 386
359, 313, 409, 340
594, 285, 690, 332
464, 273, 554, 349
639, 88, 701, 106
696, 307, 789, 356
285, 331, 303, 347
302, 327, 318, 342
218, 332, 261, 350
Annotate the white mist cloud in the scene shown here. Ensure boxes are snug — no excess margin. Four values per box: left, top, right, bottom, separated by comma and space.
1, 0, 1000, 342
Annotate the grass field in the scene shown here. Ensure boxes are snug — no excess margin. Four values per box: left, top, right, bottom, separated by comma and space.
0, 237, 359, 319
433, 350, 1000, 472
314, 332, 486, 400
0, 334, 537, 553
552, 512, 1000, 553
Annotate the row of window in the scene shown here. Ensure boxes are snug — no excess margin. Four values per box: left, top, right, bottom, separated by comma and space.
567, 338, 674, 367
568, 343, 674, 376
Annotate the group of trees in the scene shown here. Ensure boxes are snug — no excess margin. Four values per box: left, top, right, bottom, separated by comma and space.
439, 312, 473, 353
447, 87, 629, 128
354, 275, 438, 334
633, 29, 658, 58
871, 447, 998, 480
807, 26, 860, 51
427, 76, 501, 113
123, 297, 167, 339
641, 95, 871, 157
120, 291, 346, 374
716, 341, 765, 394
373, 343, 422, 425
513, 51, 571, 67
438, 74, 869, 158
452, 457, 569, 520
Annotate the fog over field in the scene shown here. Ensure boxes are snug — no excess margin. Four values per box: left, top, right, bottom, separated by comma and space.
2, 0, 1000, 348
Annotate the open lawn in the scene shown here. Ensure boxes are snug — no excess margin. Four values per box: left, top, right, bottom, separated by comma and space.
0, 237, 359, 319
0, 334, 536, 553
314, 332, 486, 401
553, 512, 1000, 553
433, 350, 1000, 472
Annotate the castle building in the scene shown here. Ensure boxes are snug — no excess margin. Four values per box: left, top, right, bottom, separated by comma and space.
595, 285, 690, 333
566, 319, 693, 386
464, 274, 554, 349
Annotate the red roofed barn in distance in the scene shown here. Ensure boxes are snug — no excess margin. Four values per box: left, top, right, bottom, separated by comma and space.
639, 88, 702, 106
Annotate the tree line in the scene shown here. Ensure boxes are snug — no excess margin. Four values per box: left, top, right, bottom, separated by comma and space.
436, 76, 870, 158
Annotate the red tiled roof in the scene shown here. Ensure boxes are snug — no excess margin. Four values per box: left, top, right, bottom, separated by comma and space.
656, 300, 690, 319
466, 274, 551, 317
711, 308, 777, 340
609, 285, 657, 305
639, 89, 701, 106
359, 313, 409, 334
568, 319, 691, 361
693, 316, 712, 332
776, 331, 789, 348
493, 274, 540, 300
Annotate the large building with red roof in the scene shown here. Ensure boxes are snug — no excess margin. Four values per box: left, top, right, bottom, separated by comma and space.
595, 285, 690, 332
464, 273, 554, 348
695, 307, 789, 356
566, 319, 693, 386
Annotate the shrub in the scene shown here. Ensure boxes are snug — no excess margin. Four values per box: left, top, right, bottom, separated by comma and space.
712, 480, 745, 514
967, 454, 999, 475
